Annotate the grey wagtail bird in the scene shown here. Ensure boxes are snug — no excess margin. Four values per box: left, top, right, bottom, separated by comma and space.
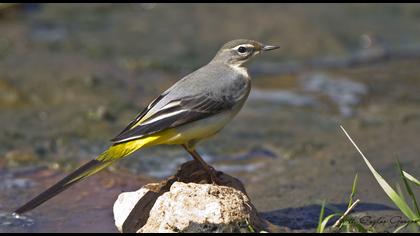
14, 39, 279, 215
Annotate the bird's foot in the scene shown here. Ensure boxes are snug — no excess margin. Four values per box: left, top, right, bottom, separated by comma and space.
206, 166, 223, 185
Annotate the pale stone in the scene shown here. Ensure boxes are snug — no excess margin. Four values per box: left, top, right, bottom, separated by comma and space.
113, 187, 151, 232
113, 182, 257, 233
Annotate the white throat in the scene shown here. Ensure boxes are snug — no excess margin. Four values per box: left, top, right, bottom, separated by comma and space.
229, 64, 249, 78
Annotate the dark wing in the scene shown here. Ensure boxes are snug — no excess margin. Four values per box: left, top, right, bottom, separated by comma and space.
112, 92, 167, 139
110, 93, 235, 143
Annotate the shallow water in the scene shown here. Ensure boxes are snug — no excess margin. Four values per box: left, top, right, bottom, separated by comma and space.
1, 3, 420, 233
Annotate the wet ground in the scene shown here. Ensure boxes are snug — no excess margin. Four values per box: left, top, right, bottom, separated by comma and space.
0, 4, 420, 233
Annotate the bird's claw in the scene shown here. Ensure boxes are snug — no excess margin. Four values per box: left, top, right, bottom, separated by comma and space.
207, 166, 223, 185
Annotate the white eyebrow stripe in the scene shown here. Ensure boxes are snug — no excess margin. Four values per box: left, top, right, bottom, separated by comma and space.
232, 44, 254, 50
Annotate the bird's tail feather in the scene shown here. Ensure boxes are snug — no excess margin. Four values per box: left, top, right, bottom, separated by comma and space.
14, 138, 154, 215
14, 159, 113, 214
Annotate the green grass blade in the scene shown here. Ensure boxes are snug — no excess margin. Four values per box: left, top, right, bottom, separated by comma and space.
396, 160, 420, 217
343, 220, 350, 232
245, 219, 255, 233
403, 171, 420, 187
396, 183, 407, 203
340, 126, 418, 222
317, 200, 326, 233
320, 213, 341, 233
348, 174, 358, 209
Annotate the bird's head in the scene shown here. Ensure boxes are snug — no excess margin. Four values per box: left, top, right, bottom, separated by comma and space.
211, 39, 279, 67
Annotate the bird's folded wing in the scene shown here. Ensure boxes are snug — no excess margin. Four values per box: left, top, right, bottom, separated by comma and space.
112, 92, 167, 137
110, 93, 234, 143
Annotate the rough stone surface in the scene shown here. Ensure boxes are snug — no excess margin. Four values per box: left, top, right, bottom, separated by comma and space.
114, 182, 258, 233
113, 186, 154, 233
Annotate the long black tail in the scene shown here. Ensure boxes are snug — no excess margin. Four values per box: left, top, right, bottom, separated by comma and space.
14, 159, 112, 215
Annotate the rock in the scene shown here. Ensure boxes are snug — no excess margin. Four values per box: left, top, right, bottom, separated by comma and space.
113, 186, 153, 232
114, 182, 258, 233
113, 160, 267, 233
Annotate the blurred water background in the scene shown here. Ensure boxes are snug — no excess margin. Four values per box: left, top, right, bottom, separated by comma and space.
0, 3, 419, 232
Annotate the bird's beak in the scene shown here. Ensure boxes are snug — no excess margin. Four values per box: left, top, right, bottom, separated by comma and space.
261, 45, 280, 51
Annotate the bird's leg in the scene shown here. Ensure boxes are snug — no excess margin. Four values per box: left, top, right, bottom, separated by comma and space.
182, 144, 222, 184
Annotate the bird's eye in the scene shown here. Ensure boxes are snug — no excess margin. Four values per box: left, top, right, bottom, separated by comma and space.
237, 46, 247, 53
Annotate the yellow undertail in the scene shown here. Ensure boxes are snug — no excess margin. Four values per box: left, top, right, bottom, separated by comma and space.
14, 128, 181, 214
67, 132, 172, 185
98, 136, 159, 162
